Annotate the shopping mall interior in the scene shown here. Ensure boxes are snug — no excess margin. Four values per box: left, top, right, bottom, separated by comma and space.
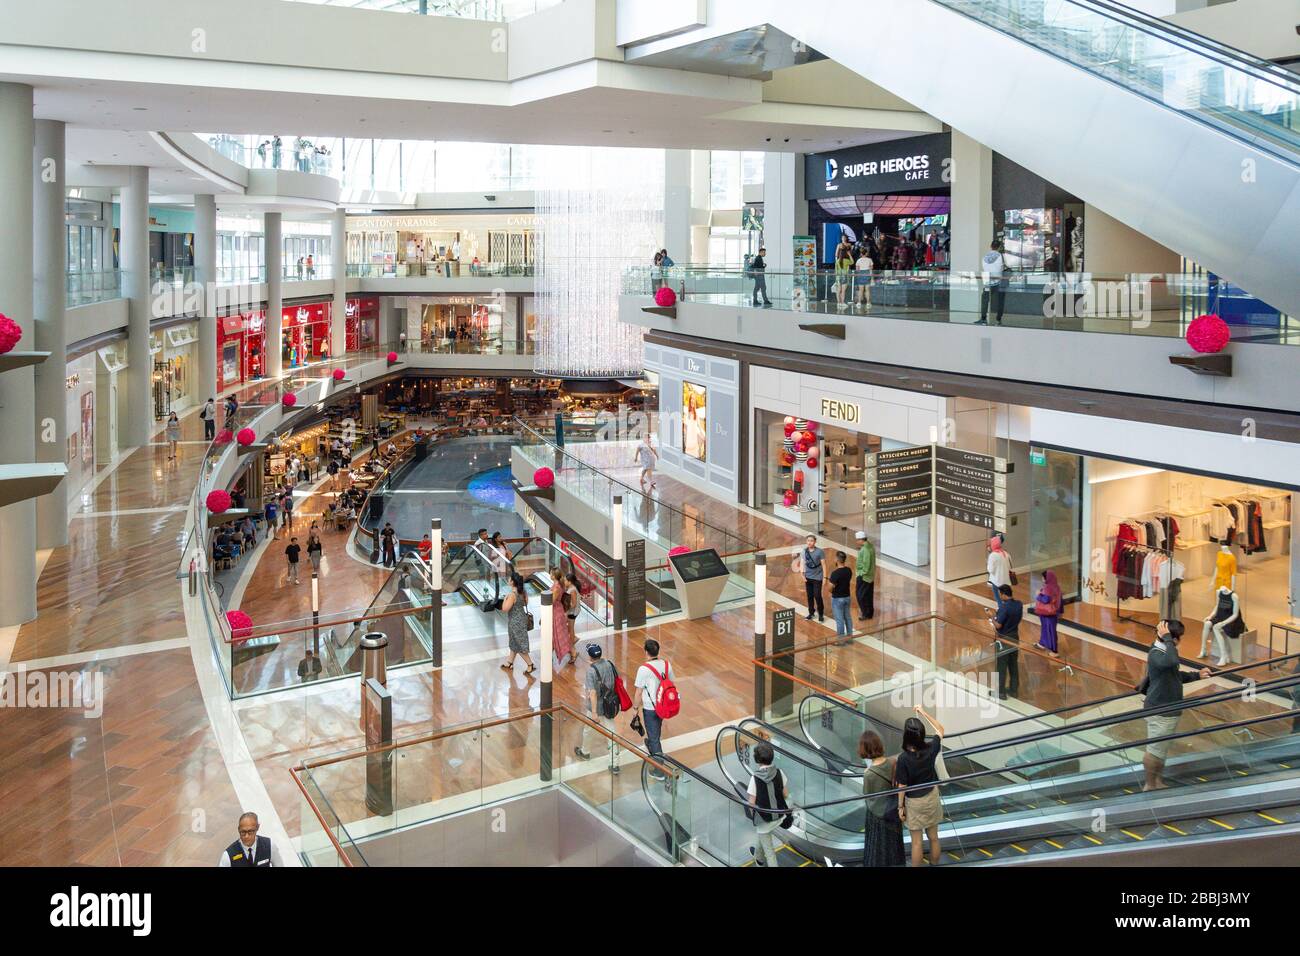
1, 0, 1299, 897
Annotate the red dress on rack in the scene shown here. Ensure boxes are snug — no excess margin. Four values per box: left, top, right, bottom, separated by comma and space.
1112, 522, 1138, 574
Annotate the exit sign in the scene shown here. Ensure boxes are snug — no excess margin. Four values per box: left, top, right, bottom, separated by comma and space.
1030, 448, 1048, 466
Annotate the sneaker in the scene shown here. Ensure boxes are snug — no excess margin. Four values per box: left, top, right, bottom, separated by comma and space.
818, 615, 826, 623
749, 847, 767, 867
574, 747, 591, 760
806, 612, 814, 621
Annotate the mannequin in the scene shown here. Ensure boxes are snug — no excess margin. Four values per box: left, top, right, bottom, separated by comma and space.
1212, 544, 1237, 593
1201, 586, 1245, 667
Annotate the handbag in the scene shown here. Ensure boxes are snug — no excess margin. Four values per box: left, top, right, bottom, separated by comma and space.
1009, 570, 1019, 587
525, 611, 535, 630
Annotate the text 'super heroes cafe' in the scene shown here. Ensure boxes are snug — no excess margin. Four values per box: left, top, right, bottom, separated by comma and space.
807, 132, 952, 201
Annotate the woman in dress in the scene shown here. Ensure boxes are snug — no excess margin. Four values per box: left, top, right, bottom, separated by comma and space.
1034, 569, 1063, 655
165, 412, 181, 461
564, 573, 583, 639
500, 572, 535, 675
860, 730, 905, 867
549, 570, 573, 667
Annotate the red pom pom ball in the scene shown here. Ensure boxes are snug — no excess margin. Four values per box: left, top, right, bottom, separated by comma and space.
387, 351, 399, 364
1186, 314, 1230, 354
226, 610, 253, 642
214, 428, 233, 446
534, 466, 555, 489
0, 313, 21, 354
668, 545, 691, 557
282, 392, 297, 408
236, 428, 256, 446
206, 489, 232, 514
654, 286, 677, 308
332, 368, 345, 381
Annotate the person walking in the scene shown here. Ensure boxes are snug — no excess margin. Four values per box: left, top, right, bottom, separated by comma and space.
218, 812, 285, 867
636, 432, 658, 494
746, 742, 792, 868
500, 571, 536, 675
165, 411, 181, 461
224, 394, 239, 427
263, 497, 278, 540
854, 246, 874, 311
284, 536, 302, 586
991, 584, 1023, 700
977, 240, 1008, 326
200, 397, 216, 441
306, 525, 323, 575
632, 638, 676, 765
854, 531, 876, 621
1033, 569, 1063, 655
380, 522, 397, 568
896, 706, 945, 867
574, 643, 622, 771
280, 488, 294, 531
549, 569, 573, 667
1137, 620, 1210, 791
987, 535, 1012, 607
860, 729, 905, 867
796, 535, 827, 622
297, 650, 322, 682
829, 550, 854, 642
749, 246, 772, 306
488, 531, 512, 604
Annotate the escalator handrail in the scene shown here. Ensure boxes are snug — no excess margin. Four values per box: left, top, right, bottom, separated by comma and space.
796, 693, 885, 765
935, 0, 1300, 163
728, 716, 865, 775
793, 704, 1300, 816
939, 669, 1300, 763
1070, 0, 1300, 90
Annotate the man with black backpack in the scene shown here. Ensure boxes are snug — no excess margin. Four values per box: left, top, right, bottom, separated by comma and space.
575, 643, 623, 773
631, 638, 678, 773
746, 742, 793, 867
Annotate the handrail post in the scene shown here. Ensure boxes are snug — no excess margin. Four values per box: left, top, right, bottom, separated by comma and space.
429, 517, 443, 668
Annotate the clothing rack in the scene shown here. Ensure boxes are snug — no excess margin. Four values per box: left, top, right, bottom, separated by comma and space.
1110, 514, 1180, 631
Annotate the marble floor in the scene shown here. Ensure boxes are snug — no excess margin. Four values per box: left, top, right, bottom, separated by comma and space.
4, 368, 1292, 867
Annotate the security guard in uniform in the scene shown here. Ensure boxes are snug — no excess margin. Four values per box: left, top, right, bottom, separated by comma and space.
219, 811, 285, 867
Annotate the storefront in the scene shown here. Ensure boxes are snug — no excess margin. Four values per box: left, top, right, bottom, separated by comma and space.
1023, 439, 1296, 667
402, 295, 518, 353
345, 295, 380, 352
644, 344, 739, 502
217, 310, 268, 391
282, 301, 332, 368
160, 322, 198, 413
347, 213, 537, 277
992, 153, 1085, 274
64, 352, 98, 500
805, 133, 953, 277
749, 365, 942, 566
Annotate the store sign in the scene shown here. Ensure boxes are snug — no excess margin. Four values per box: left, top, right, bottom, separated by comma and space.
806, 133, 951, 201
284, 303, 329, 325
685, 356, 706, 375
818, 397, 861, 426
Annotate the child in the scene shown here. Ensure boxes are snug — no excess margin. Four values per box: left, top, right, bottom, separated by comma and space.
746, 743, 792, 867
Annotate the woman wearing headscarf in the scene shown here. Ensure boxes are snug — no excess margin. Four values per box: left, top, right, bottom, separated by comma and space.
1034, 569, 1063, 656
986, 535, 1012, 608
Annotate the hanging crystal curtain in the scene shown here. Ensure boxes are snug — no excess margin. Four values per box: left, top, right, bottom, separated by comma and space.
534, 147, 665, 378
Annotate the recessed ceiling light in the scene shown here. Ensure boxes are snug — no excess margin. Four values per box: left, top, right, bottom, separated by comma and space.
132, 107, 148, 111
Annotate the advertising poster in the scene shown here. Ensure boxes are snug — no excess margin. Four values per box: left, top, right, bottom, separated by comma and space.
80, 392, 94, 465
792, 235, 816, 313
682, 381, 708, 461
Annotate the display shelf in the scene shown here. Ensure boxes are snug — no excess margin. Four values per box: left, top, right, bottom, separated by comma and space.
0, 462, 67, 508
0, 351, 50, 373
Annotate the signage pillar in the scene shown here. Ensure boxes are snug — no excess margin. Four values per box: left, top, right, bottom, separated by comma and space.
264, 212, 283, 379
612, 495, 624, 629
930, 441, 939, 662
311, 570, 320, 656
753, 553, 767, 717
429, 517, 443, 668
770, 607, 797, 719
539, 590, 554, 782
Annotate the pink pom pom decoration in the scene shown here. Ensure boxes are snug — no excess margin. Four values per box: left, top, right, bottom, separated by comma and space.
236, 427, 257, 446
0, 313, 20, 354
1186, 314, 1230, 354
783, 416, 795, 425
387, 351, 399, 364
668, 545, 691, 557
795, 440, 809, 454
332, 368, 346, 381
533, 466, 555, 489
806, 421, 818, 432
214, 428, 233, 446
782, 490, 796, 507
226, 610, 253, 642
783, 422, 796, 437
281, 392, 297, 408
654, 286, 677, 308
205, 489, 232, 514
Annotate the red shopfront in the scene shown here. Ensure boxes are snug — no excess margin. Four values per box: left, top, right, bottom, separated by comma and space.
346, 295, 380, 352
217, 310, 267, 391
282, 301, 332, 369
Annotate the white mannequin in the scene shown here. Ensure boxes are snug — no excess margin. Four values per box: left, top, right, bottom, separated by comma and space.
1200, 586, 1240, 666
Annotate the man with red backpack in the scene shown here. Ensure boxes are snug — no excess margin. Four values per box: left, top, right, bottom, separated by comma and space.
631, 638, 679, 776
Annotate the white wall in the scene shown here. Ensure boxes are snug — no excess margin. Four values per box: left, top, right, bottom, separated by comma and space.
1083, 204, 1182, 275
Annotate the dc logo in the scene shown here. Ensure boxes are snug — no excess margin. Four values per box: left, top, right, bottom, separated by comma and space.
825, 158, 838, 183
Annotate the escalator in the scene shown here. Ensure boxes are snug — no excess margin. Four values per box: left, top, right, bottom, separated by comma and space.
628, 0, 1300, 315
649, 669, 1300, 864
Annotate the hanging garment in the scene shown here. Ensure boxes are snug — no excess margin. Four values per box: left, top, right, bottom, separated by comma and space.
1161, 577, 1183, 621
1112, 523, 1139, 574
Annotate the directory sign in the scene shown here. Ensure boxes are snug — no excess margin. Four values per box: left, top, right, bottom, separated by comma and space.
865, 445, 932, 525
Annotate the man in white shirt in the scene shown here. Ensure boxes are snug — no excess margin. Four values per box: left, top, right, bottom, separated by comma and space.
632, 638, 674, 773
977, 240, 1008, 326
218, 812, 286, 867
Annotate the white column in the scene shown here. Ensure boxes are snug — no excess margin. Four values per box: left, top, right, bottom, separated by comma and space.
663, 149, 692, 264
761, 152, 806, 272
194, 194, 217, 401
121, 166, 151, 448
0, 82, 37, 625
264, 212, 283, 379
33, 119, 67, 549
950, 130, 994, 314
331, 207, 346, 357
